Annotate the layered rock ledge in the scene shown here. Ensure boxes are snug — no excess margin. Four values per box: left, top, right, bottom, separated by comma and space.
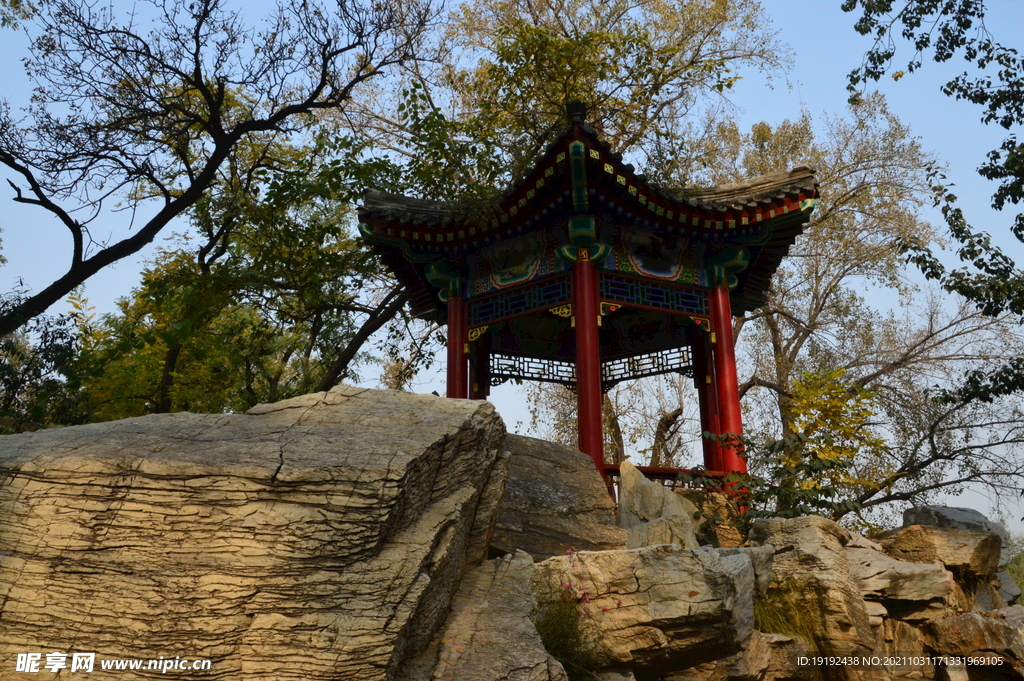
0, 387, 507, 680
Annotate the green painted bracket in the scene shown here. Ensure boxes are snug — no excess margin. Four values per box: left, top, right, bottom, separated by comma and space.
555, 244, 579, 264
708, 245, 749, 288
426, 261, 465, 301
568, 215, 596, 247
589, 242, 611, 263
569, 141, 589, 213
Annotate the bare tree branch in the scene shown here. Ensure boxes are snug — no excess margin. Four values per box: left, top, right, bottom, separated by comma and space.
0, 0, 435, 337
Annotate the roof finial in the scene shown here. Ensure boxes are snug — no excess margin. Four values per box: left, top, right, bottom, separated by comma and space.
566, 100, 587, 125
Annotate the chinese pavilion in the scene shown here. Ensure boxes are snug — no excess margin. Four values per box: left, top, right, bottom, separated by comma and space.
358, 103, 817, 483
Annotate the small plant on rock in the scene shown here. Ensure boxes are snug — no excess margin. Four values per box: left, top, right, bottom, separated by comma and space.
533, 552, 608, 680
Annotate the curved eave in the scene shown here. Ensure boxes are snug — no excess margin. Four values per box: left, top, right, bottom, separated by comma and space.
358, 126, 818, 254
373, 246, 445, 322
730, 210, 811, 314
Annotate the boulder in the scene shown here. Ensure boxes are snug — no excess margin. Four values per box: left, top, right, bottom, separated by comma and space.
491, 434, 626, 560
595, 671, 637, 681
748, 516, 875, 655
398, 550, 567, 681
872, 619, 935, 681
532, 545, 763, 675
845, 545, 955, 618
903, 506, 1006, 535
880, 526, 1002, 577
617, 460, 699, 550
923, 605, 1024, 677
718, 546, 776, 600
757, 634, 817, 681
0, 387, 508, 681
904, 506, 1010, 569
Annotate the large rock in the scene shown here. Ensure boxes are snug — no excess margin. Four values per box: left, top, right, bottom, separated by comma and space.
907, 507, 1021, 610
677, 489, 745, 548
595, 672, 637, 681
0, 387, 508, 681
923, 605, 1024, 678
532, 544, 772, 676
845, 542, 956, 620
881, 526, 1002, 578
748, 516, 875, 656
905, 503, 1007, 552
598, 667, 634, 679
491, 434, 626, 560
903, 505, 1005, 534
871, 619, 936, 681
882, 524, 1014, 615
618, 460, 699, 550
756, 634, 817, 681
399, 551, 567, 681
904, 506, 1010, 569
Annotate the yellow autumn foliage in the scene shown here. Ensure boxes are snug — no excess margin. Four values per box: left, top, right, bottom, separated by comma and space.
784, 368, 891, 497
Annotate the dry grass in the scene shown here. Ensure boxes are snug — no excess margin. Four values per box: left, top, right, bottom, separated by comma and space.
754, 577, 824, 681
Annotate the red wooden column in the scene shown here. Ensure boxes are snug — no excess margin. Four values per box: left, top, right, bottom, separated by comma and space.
709, 285, 747, 473
691, 330, 722, 472
446, 295, 469, 399
573, 251, 605, 477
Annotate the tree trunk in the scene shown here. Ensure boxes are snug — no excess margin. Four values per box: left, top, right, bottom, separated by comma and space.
603, 394, 626, 465
650, 407, 683, 467
155, 344, 182, 414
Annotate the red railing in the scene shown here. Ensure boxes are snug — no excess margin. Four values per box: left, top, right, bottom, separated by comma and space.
602, 465, 729, 505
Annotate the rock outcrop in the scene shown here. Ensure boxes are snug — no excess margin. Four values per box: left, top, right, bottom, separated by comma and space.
736, 513, 1023, 681
617, 460, 699, 550
399, 550, 567, 681
902, 505, 1020, 608
665, 631, 815, 681
491, 434, 626, 560
4, 389, 1022, 681
880, 524, 1012, 613
845, 535, 957, 621
904, 506, 1010, 564
881, 526, 1003, 578
748, 516, 876, 656
532, 544, 774, 676
923, 605, 1024, 678
0, 387, 508, 681
677, 488, 746, 548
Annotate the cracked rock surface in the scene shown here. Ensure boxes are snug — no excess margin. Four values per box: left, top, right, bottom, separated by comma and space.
748, 516, 875, 658
533, 544, 766, 675
491, 434, 626, 561
398, 550, 568, 681
0, 386, 508, 680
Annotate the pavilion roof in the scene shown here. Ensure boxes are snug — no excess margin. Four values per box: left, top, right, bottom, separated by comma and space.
359, 122, 818, 320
